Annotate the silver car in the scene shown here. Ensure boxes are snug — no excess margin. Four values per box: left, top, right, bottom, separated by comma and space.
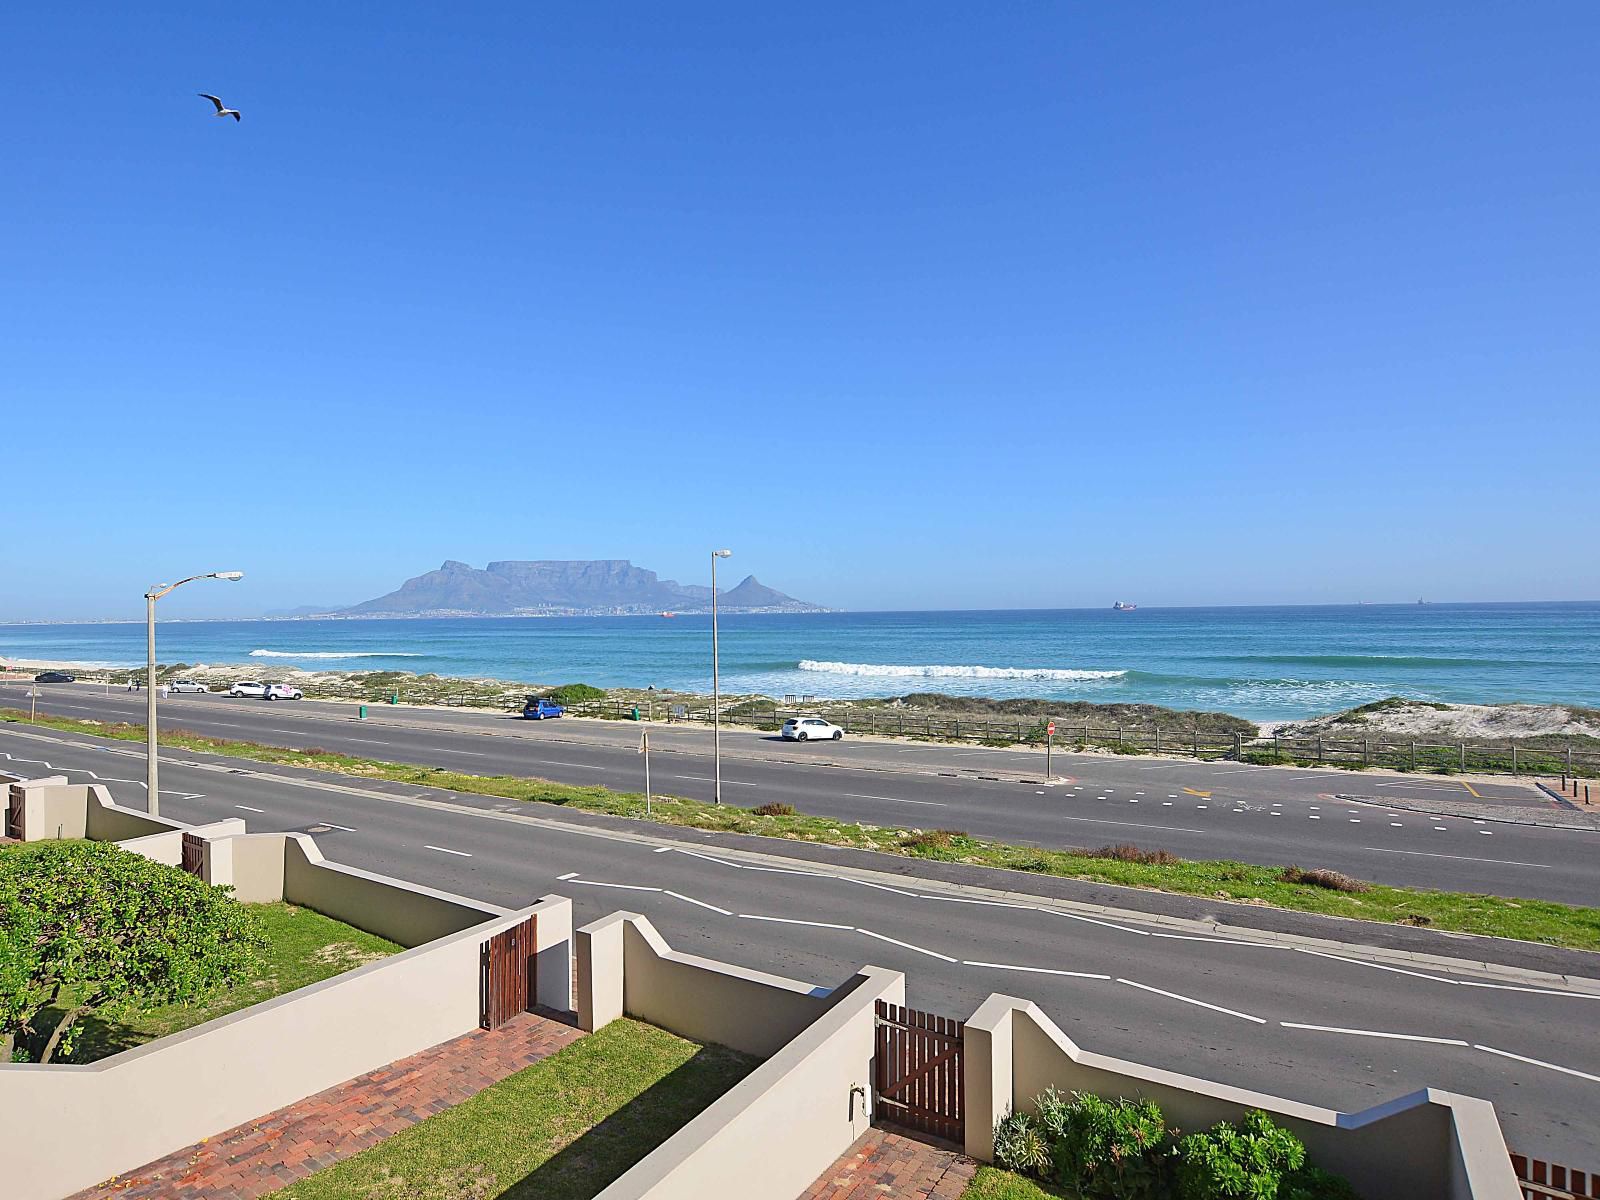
168, 679, 209, 694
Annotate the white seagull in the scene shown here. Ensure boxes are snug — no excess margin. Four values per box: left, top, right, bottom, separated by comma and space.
198, 93, 241, 122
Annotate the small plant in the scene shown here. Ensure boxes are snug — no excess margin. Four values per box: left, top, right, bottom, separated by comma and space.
1280, 866, 1369, 894
900, 829, 971, 855
1076, 844, 1182, 867
1171, 1109, 1305, 1199
1043, 1090, 1169, 1198
1282, 1164, 1363, 1200
750, 801, 795, 817
993, 1111, 1051, 1176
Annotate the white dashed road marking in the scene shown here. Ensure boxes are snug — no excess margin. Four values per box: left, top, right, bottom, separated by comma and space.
1118, 979, 1266, 1023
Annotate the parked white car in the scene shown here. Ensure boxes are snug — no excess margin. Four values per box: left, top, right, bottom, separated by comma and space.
228, 681, 268, 698
781, 716, 843, 741
168, 679, 209, 694
264, 682, 303, 701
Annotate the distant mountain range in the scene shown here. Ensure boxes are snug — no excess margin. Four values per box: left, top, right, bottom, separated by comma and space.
335, 560, 825, 617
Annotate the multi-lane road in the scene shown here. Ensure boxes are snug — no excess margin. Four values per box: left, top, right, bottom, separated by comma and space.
3, 682, 1596, 904
2, 690, 1599, 1162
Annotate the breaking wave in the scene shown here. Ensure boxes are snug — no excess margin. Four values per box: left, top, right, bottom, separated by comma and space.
248, 649, 424, 660
798, 660, 1125, 682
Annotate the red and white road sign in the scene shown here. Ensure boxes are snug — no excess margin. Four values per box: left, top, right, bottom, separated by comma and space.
1047, 722, 1056, 735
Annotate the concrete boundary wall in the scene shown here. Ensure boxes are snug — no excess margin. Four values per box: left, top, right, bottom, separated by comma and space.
964, 994, 1521, 1200
6, 780, 182, 842
0, 893, 574, 1200
574, 911, 904, 1200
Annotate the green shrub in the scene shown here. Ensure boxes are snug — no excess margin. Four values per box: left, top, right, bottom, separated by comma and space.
1281, 1165, 1362, 1200
1172, 1109, 1304, 1199
544, 683, 606, 705
1039, 1089, 1169, 1198
993, 1111, 1052, 1177
750, 802, 796, 817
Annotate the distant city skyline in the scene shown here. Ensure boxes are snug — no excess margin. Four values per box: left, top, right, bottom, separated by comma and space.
4, 3, 1597, 621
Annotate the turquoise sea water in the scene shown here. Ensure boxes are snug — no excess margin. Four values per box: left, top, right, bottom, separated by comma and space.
2, 603, 1597, 721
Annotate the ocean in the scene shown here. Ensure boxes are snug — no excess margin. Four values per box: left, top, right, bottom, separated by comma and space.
2, 602, 1597, 721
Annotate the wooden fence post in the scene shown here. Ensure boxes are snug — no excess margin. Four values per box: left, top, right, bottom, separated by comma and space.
1117, 725, 1124, 749
1511, 740, 1518, 775
1409, 741, 1416, 771
1192, 727, 1199, 757
1154, 727, 1161, 754
1459, 742, 1466, 772
1317, 736, 1324, 764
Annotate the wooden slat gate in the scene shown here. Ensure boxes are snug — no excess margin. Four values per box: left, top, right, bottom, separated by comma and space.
479, 915, 537, 1030
874, 1000, 964, 1142
5, 787, 22, 840
180, 832, 205, 876
1513, 1153, 1600, 1200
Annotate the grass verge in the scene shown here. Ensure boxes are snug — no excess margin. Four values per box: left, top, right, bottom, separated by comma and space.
268, 1017, 757, 1200
8, 708, 1600, 952
962, 1166, 1067, 1199
28, 901, 399, 1063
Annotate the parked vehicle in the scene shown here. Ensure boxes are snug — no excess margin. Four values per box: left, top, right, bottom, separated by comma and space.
33, 671, 75, 683
168, 679, 209, 694
228, 681, 269, 698
522, 696, 566, 720
781, 716, 843, 741
264, 682, 304, 701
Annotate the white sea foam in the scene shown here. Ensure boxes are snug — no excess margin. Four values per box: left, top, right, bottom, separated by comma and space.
798, 660, 1125, 682
248, 649, 423, 660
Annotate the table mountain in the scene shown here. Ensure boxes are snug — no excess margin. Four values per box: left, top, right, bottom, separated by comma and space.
341, 560, 824, 616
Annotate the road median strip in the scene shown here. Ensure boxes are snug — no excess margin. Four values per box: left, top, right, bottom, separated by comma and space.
6, 707, 1600, 952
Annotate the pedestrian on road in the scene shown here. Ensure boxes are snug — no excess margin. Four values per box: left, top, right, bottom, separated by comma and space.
160, 683, 169, 700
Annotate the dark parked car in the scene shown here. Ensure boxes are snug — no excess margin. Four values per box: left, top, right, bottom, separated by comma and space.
34, 671, 75, 683
522, 696, 565, 720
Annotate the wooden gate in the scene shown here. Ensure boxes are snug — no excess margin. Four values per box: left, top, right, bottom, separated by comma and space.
479, 915, 537, 1030
874, 1001, 964, 1142
180, 832, 205, 876
5, 787, 22, 840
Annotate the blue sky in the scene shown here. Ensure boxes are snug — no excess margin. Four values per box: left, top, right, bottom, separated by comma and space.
3, 2, 1596, 620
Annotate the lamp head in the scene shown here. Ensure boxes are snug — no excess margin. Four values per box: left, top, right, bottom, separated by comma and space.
712, 549, 732, 558
213, 571, 245, 581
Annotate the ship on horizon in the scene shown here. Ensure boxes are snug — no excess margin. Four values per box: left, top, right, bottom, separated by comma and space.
1113, 601, 1137, 611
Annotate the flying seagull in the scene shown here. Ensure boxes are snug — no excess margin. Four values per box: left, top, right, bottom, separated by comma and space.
198, 93, 241, 121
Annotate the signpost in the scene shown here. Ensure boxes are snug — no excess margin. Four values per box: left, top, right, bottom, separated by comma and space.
639, 728, 652, 817
1046, 721, 1055, 777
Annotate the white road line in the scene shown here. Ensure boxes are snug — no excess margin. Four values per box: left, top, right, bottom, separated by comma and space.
424, 844, 473, 857
965, 961, 1111, 980
1043, 909, 1151, 936
321, 822, 357, 832
652, 846, 672, 853
664, 890, 734, 915
855, 928, 958, 962
1117, 978, 1265, 1023
739, 914, 853, 930
847, 878, 923, 897
1363, 847, 1546, 868
234, 804, 266, 812
1474, 1045, 1600, 1083
1280, 1022, 1466, 1045
533, 760, 606, 770
569, 879, 657, 890
843, 793, 947, 806
927, 896, 1038, 912
557, 871, 579, 880
1295, 947, 1456, 984
1373, 781, 1470, 792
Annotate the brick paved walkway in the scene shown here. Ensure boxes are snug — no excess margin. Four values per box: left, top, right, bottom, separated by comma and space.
69, 1011, 582, 1200
801, 1126, 977, 1199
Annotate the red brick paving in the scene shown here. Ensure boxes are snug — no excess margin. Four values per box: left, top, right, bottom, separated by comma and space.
68, 1010, 581, 1200
800, 1125, 977, 1199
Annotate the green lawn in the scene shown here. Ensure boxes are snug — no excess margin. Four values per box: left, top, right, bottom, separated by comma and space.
269, 1018, 758, 1200
9, 707, 1600, 951
27, 902, 399, 1063
961, 1166, 1067, 1199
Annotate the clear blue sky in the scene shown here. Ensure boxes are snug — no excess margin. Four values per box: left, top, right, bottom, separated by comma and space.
4, 2, 1596, 620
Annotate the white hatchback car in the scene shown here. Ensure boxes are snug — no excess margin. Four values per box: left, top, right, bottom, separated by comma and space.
168, 679, 208, 694
781, 716, 843, 742
228, 681, 268, 698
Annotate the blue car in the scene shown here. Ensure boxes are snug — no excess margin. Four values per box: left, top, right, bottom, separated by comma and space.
522, 696, 565, 720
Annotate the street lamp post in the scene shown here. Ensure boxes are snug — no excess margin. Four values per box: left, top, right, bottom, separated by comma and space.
711, 549, 732, 804
145, 571, 244, 816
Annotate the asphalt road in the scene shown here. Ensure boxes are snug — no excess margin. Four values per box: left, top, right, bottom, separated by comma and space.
4, 684, 1598, 905
2, 722, 1598, 1163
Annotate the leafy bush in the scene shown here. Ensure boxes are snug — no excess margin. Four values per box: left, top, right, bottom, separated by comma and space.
750, 802, 796, 817
1172, 1109, 1304, 1199
900, 829, 970, 855
0, 842, 264, 1062
993, 1111, 1051, 1177
543, 683, 607, 705
1281, 1165, 1362, 1200
1039, 1089, 1169, 1199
